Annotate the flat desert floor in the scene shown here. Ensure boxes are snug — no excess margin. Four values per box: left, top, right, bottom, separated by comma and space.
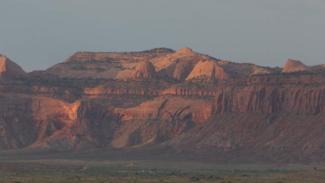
0, 150, 324, 183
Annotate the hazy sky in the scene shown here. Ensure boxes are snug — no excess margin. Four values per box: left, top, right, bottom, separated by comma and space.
1, 0, 325, 71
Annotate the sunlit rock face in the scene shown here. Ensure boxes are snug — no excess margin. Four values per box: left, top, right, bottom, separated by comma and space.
0, 55, 26, 78
1, 48, 325, 162
282, 59, 308, 73
186, 60, 229, 81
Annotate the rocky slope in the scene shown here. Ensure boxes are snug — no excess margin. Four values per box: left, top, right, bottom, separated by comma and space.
0, 49, 325, 163
0, 54, 26, 78
283, 59, 308, 73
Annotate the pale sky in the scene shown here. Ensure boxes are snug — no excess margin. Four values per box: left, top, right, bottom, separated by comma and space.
0, 0, 325, 71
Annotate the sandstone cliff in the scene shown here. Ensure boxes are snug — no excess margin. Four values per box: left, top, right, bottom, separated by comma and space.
283, 59, 308, 73
1, 49, 325, 163
0, 55, 26, 78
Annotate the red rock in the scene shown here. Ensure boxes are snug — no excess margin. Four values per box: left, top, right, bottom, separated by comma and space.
0, 55, 26, 78
283, 59, 308, 73
1, 49, 325, 163
186, 60, 229, 81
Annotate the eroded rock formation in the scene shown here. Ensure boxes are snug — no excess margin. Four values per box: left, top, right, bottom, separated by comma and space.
0, 55, 26, 78
0, 49, 325, 162
283, 59, 308, 73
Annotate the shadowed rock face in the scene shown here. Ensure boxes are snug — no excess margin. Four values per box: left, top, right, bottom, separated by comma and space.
1, 49, 325, 162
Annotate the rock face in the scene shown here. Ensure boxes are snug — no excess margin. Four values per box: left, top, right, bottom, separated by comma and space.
0, 55, 26, 78
283, 59, 308, 73
1, 48, 325, 163
46, 49, 173, 79
133, 61, 156, 79
116, 61, 157, 80
186, 60, 229, 81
